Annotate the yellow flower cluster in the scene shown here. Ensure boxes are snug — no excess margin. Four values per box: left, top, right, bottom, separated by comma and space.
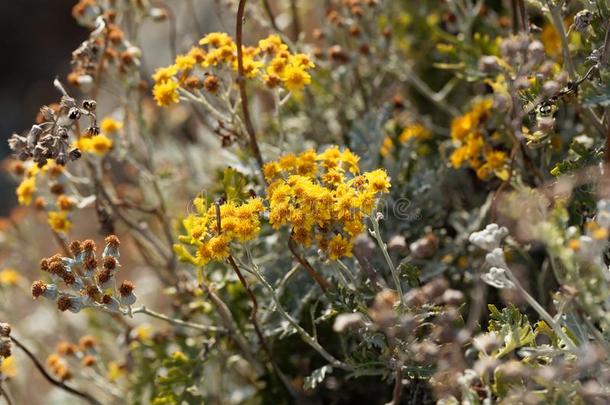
74, 134, 113, 155
380, 123, 432, 156
175, 197, 265, 266
15, 160, 64, 206
264, 147, 391, 260
48, 210, 73, 234
449, 99, 509, 181
152, 33, 314, 107
73, 117, 118, 156
13, 160, 75, 234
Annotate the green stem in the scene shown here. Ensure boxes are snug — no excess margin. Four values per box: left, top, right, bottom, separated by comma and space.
131, 306, 224, 333
504, 269, 578, 352
370, 214, 405, 307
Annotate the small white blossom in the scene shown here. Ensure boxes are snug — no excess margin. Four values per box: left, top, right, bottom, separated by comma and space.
469, 224, 509, 251
485, 248, 508, 269
481, 267, 514, 289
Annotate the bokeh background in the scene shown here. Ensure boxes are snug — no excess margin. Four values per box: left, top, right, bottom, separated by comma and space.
0, 1, 87, 215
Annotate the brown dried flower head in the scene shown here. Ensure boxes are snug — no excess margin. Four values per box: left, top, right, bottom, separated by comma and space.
119, 281, 135, 297
31, 280, 47, 299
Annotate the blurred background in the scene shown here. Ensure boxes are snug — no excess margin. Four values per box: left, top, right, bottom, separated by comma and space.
0, 1, 87, 215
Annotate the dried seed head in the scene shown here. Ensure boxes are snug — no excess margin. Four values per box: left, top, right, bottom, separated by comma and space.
97, 268, 113, 285
329, 45, 349, 63
32, 281, 47, 299
68, 107, 81, 120
34, 197, 46, 210
57, 296, 72, 312
50, 183, 65, 195
57, 342, 77, 356
0, 323, 11, 337
204, 75, 220, 93
79, 335, 97, 350
84, 256, 98, 271
68, 147, 82, 161
69, 240, 83, 257
82, 99, 96, 111
82, 355, 97, 367
62, 272, 76, 285
184, 76, 203, 89
56, 365, 72, 381
49, 260, 65, 276
40, 258, 50, 272
85, 285, 101, 300
87, 126, 100, 136
101, 294, 112, 305
82, 239, 96, 253
104, 235, 120, 249
0, 339, 12, 358
119, 281, 135, 297
102, 256, 117, 270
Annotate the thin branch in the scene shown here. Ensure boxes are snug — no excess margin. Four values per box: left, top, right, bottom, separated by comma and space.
289, 0, 301, 41
391, 366, 403, 405
370, 213, 405, 307
0, 382, 14, 405
236, 0, 265, 171
288, 236, 329, 292
10, 336, 102, 405
131, 306, 225, 333
261, 0, 281, 33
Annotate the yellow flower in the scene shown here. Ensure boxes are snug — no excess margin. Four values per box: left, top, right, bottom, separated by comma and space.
341, 149, 360, 174
175, 197, 264, 267
327, 234, 353, 260
48, 211, 72, 233
107, 361, 126, 382
100, 117, 123, 134
364, 169, 391, 193
199, 32, 234, 48
175, 54, 197, 71
232, 55, 264, 78
541, 24, 560, 57
75, 135, 113, 156
380, 137, 394, 157
399, 123, 432, 143
258, 34, 288, 55
153, 80, 180, 106
266, 147, 390, 260
0, 268, 21, 286
280, 64, 311, 92
476, 150, 509, 181
187, 46, 207, 63
16, 177, 36, 206
152, 65, 178, 83
0, 356, 16, 378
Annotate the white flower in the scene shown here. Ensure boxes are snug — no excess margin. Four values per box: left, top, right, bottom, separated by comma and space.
485, 248, 508, 269
469, 224, 509, 251
481, 267, 514, 289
